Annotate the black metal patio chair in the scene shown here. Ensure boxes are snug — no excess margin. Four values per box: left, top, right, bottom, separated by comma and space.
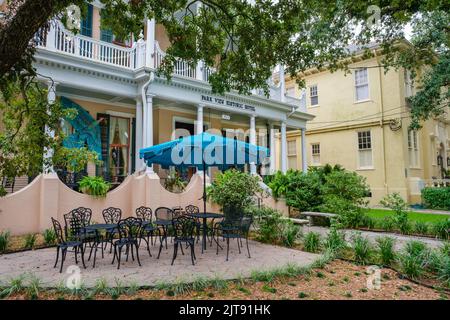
155, 207, 175, 251
216, 215, 253, 261
51, 217, 86, 273
168, 216, 197, 265
112, 217, 143, 269
135, 206, 155, 256
185, 204, 202, 242
102, 207, 122, 252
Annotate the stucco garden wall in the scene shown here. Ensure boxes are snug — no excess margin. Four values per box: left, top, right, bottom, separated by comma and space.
0, 173, 287, 236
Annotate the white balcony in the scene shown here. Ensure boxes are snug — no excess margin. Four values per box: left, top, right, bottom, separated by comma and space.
36, 22, 306, 111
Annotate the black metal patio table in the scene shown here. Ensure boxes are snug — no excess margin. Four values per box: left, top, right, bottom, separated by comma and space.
84, 223, 117, 268
186, 212, 223, 252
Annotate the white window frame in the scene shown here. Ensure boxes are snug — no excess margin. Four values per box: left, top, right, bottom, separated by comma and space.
357, 130, 373, 169
404, 69, 414, 98
408, 130, 420, 168
309, 85, 319, 106
287, 140, 297, 170
311, 143, 320, 165
354, 68, 370, 102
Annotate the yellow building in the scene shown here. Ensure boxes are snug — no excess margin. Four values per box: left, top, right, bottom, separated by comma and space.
279, 45, 450, 205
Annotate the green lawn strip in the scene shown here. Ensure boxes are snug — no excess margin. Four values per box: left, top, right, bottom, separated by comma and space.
365, 209, 449, 224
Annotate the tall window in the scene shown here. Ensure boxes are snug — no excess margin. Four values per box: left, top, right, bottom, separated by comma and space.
355, 68, 369, 101
311, 143, 320, 165
310, 85, 318, 106
109, 116, 130, 183
80, 4, 93, 37
357, 131, 373, 168
404, 69, 414, 98
287, 140, 297, 170
408, 130, 419, 168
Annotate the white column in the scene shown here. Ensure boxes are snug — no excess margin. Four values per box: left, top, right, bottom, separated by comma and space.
301, 128, 307, 172
279, 65, 286, 103
143, 93, 154, 173
280, 121, 287, 173
43, 81, 56, 173
196, 104, 204, 134
249, 115, 257, 175
145, 19, 156, 68
135, 99, 143, 171
196, 60, 204, 81
269, 123, 276, 174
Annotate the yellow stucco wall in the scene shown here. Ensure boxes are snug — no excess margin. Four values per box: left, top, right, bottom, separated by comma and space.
282, 55, 450, 205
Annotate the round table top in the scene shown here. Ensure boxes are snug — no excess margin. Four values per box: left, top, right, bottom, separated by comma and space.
84, 223, 116, 231
187, 212, 224, 219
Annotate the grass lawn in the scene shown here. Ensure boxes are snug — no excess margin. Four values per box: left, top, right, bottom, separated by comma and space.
365, 209, 449, 224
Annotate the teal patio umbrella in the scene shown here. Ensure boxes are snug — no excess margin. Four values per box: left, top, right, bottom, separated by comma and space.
140, 132, 269, 250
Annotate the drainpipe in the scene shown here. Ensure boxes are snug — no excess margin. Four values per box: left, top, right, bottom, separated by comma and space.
375, 50, 388, 196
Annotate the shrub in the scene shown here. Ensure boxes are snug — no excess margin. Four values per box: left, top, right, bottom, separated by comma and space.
397, 240, 430, 279
24, 233, 37, 249
207, 169, 261, 210
379, 216, 396, 231
380, 193, 411, 234
0, 230, 10, 252
78, 176, 111, 198
303, 232, 321, 253
43, 229, 57, 245
432, 219, 450, 240
284, 171, 323, 211
435, 255, 450, 287
351, 233, 373, 265
322, 170, 370, 205
421, 187, 450, 210
323, 226, 347, 255
319, 196, 364, 228
376, 236, 396, 266
413, 221, 429, 235
252, 207, 300, 246
358, 214, 376, 230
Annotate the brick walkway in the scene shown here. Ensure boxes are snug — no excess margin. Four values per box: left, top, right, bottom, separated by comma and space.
0, 240, 319, 288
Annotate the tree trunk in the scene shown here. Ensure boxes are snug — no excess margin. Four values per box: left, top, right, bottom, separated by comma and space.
0, 0, 73, 76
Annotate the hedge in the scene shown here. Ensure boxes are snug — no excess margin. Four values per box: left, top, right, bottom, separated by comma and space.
421, 187, 450, 210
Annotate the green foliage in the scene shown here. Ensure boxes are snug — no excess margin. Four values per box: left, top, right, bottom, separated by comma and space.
351, 233, 373, 265
78, 176, 111, 198
432, 219, 450, 240
303, 232, 321, 253
0, 276, 25, 299
376, 237, 396, 266
24, 233, 37, 249
0, 80, 100, 190
207, 169, 261, 210
43, 229, 57, 245
378, 216, 396, 231
252, 207, 300, 247
268, 166, 370, 228
413, 221, 429, 235
421, 187, 450, 210
322, 226, 347, 255
0, 230, 10, 252
164, 169, 187, 193
398, 241, 430, 279
435, 255, 450, 287
380, 193, 411, 234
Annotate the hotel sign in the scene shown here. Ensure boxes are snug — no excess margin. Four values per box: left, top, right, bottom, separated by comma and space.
201, 95, 256, 112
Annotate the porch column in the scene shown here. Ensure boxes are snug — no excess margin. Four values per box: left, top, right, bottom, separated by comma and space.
143, 93, 154, 173
43, 81, 56, 173
269, 122, 276, 174
135, 99, 143, 171
280, 121, 287, 173
145, 19, 156, 68
249, 115, 257, 175
196, 104, 204, 134
301, 128, 308, 172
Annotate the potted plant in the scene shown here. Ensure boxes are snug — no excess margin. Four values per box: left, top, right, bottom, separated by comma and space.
78, 176, 111, 198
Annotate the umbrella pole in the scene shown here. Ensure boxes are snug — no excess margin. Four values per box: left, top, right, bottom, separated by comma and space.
202, 161, 207, 251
